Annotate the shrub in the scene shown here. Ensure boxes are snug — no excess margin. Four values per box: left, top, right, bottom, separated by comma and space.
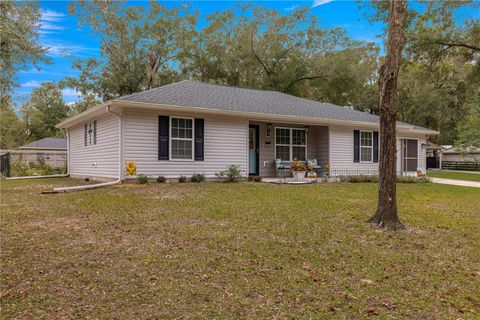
157, 176, 166, 183
191, 173, 206, 183
59, 164, 68, 174
137, 174, 149, 184
340, 175, 379, 183
178, 175, 187, 183
215, 165, 244, 182
10, 160, 29, 177
35, 157, 55, 175
340, 175, 431, 184
397, 176, 431, 183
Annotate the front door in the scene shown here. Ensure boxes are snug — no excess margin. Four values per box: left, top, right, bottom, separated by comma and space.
401, 139, 418, 173
249, 125, 259, 175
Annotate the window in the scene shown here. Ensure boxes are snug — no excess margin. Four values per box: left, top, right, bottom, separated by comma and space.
170, 117, 193, 160
360, 131, 373, 162
275, 127, 306, 161
84, 121, 97, 146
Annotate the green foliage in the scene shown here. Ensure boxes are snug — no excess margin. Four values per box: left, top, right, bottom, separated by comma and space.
35, 157, 55, 175
340, 175, 379, 183
361, 0, 480, 144
157, 176, 166, 183
10, 160, 29, 177
20, 82, 70, 141
137, 174, 149, 184
66, 1, 196, 102
456, 104, 480, 149
178, 176, 187, 183
215, 165, 244, 182
0, 0, 50, 109
340, 175, 430, 184
190, 173, 206, 183
397, 176, 430, 184
9, 156, 57, 177
0, 106, 24, 149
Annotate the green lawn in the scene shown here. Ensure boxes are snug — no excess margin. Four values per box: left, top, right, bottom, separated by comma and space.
427, 170, 480, 182
1, 178, 479, 319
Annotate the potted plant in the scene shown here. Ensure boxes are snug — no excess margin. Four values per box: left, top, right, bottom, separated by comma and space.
291, 160, 307, 181
307, 162, 317, 180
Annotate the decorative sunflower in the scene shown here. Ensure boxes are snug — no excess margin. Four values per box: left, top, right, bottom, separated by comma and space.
126, 161, 137, 176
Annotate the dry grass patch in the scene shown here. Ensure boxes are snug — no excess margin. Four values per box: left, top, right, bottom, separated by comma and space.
1, 178, 479, 319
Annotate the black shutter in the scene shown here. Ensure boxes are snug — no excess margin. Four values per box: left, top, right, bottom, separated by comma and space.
93, 120, 97, 145
158, 116, 169, 160
373, 131, 379, 163
353, 130, 360, 163
194, 118, 204, 161
84, 124, 87, 146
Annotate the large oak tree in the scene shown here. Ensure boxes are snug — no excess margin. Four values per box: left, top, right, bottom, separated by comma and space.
367, 0, 407, 230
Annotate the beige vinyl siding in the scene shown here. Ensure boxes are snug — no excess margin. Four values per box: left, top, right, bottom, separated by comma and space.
315, 126, 329, 167
329, 124, 379, 176
123, 109, 248, 178
69, 114, 119, 179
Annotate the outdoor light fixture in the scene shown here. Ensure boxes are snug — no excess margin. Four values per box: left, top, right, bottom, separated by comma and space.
304, 126, 310, 134
266, 123, 273, 137
421, 143, 426, 150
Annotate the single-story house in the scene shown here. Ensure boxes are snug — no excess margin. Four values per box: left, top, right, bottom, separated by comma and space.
56, 80, 438, 181
4, 137, 67, 169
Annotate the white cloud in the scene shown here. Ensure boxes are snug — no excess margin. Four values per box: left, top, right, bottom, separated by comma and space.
62, 88, 81, 103
39, 9, 66, 33
42, 42, 98, 57
21, 80, 42, 88
312, 0, 334, 8
40, 9, 65, 22
285, 5, 300, 12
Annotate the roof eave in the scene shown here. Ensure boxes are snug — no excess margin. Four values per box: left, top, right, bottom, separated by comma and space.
113, 99, 437, 134
56, 101, 111, 129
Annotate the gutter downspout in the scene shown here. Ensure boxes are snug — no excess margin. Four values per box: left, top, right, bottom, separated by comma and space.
51, 105, 123, 193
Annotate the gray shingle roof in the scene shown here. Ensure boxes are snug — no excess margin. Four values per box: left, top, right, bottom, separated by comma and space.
19, 137, 67, 150
117, 80, 432, 131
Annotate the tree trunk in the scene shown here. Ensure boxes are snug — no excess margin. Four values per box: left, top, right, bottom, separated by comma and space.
367, 0, 407, 230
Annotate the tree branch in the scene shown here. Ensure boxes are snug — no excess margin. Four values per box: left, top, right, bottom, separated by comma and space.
283, 75, 330, 92
434, 40, 480, 52
250, 27, 271, 76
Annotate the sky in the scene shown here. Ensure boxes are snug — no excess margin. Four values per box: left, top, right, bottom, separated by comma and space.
14, 0, 478, 104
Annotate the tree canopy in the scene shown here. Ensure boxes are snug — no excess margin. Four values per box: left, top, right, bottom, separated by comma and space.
2, 1, 479, 149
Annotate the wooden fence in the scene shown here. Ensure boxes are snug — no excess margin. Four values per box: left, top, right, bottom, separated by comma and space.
441, 161, 480, 171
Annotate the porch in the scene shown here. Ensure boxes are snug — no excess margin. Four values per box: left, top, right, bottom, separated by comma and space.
247, 121, 329, 178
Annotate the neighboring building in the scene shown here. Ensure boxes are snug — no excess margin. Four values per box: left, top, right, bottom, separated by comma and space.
426, 141, 443, 169
56, 80, 438, 181
441, 145, 480, 163
13, 137, 67, 169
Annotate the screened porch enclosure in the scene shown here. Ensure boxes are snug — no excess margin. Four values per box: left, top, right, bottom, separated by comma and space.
248, 121, 329, 177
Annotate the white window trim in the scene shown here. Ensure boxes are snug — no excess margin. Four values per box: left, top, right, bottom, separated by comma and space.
274, 127, 307, 162
169, 116, 195, 161
359, 130, 373, 163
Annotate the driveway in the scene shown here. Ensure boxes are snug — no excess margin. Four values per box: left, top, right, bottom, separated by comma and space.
431, 177, 480, 188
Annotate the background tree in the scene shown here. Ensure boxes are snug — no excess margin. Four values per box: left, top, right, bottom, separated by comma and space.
0, 0, 49, 148
20, 82, 70, 141
367, 0, 407, 230
362, 0, 480, 145
65, 0, 197, 105
182, 5, 380, 110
